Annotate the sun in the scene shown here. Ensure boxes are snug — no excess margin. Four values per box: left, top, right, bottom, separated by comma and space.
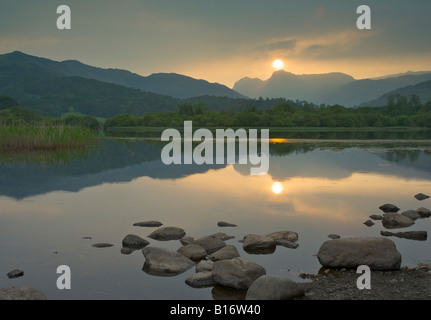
271, 182, 284, 194
272, 59, 285, 70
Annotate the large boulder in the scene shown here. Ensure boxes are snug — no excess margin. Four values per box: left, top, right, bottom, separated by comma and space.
212, 257, 266, 290
243, 234, 276, 254
246, 275, 305, 300
142, 247, 195, 276
0, 287, 47, 300
382, 213, 415, 229
317, 237, 401, 271
148, 226, 186, 241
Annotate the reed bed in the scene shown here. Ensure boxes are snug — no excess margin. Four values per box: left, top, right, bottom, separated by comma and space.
0, 123, 98, 151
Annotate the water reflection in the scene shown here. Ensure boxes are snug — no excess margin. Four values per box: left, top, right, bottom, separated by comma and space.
1, 137, 431, 299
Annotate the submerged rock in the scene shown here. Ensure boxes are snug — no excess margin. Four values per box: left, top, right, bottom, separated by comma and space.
266, 231, 298, 242
122, 234, 149, 250
212, 257, 266, 290
379, 204, 400, 213
246, 275, 305, 300
275, 239, 299, 249
211, 232, 235, 241
380, 230, 427, 241
7, 269, 24, 279
133, 221, 163, 227
369, 215, 383, 220
217, 221, 237, 227
382, 212, 415, 229
400, 210, 422, 221
0, 287, 47, 300
92, 243, 114, 248
142, 247, 195, 276
414, 193, 430, 201
317, 237, 401, 270
148, 226, 186, 241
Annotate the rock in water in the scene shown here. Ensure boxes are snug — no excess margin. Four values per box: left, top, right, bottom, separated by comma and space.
177, 244, 207, 261
133, 221, 163, 227
148, 226, 186, 241
379, 204, 400, 213
369, 215, 383, 220
317, 237, 401, 270
212, 257, 266, 290
246, 275, 305, 300
414, 193, 430, 201
328, 234, 340, 239
122, 234, 149, 250
193, 235, 226, 254
243, 234, 276, 254
208, 245, 240, 261
211, 232, 235, 241
7, 269, 24, 279
92, 243, 114, 248
217, 221, 237, 227
400, 210, 421, 221
363, 220, 375, 227
142, 247, 195, 276
266, 231, 298, 242
417, 207, 431, 218
185, 271, 215, 288
196, 260, 213, 273
382, 212, 415, 229
380, 230, 427, 241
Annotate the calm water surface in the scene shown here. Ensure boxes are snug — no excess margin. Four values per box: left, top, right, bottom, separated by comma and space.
1, 134, 431, 300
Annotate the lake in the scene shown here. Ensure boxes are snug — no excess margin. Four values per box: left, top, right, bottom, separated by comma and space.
1, 130, 431, 300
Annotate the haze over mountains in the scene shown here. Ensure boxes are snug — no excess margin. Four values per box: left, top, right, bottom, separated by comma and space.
233, 70, 431, 107
0, 51, 430, 118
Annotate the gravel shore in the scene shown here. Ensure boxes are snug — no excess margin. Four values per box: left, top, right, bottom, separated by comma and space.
298, 263, 431, 300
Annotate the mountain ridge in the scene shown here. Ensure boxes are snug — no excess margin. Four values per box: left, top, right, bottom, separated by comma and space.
2, 51, 247, 99
233, 69, 431, 107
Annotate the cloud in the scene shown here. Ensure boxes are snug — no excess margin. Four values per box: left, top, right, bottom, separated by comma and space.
0, 36, 60, 51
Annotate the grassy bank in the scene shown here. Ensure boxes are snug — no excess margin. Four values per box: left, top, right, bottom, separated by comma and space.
0, 124, 99, 151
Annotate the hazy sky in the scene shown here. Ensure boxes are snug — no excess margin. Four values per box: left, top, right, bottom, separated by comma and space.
1, 0, 431, 87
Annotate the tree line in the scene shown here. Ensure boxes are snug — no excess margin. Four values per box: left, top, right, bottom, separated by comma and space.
104, 94, 431, 130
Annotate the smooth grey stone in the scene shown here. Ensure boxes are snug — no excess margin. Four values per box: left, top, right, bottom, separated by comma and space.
317, 237, 401, 271
246, 275, 305, 300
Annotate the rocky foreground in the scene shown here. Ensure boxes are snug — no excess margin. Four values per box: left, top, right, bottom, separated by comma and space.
2, 194, 430, 300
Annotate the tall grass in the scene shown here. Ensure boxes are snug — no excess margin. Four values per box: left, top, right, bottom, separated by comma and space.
0, 123, 98, 151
